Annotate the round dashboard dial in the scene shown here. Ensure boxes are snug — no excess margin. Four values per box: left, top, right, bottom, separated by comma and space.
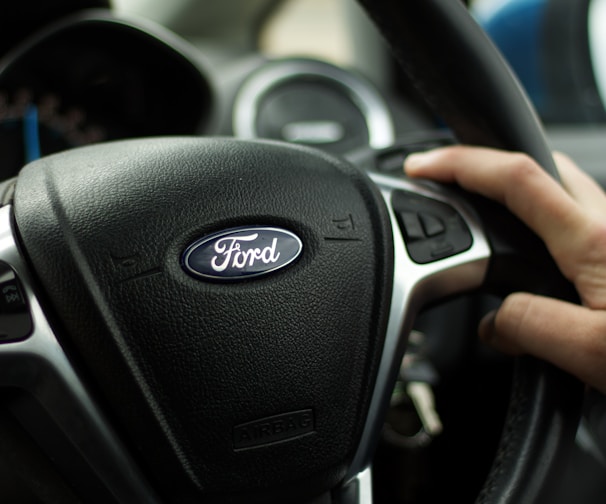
233, 58, 395, 155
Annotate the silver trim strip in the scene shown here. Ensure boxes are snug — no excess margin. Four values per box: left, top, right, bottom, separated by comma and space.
0, 206, 160, 503
357, 467, 373, 504
232, 58, 395, 149
346, 172, 491, 480
589, 0, 606, 111
336, 467, 373, 504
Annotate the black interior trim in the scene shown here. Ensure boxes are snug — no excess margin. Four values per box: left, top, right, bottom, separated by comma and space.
0, 0, 110, 58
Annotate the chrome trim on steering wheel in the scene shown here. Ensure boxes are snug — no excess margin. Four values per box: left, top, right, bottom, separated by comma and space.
346, 172, 492, 480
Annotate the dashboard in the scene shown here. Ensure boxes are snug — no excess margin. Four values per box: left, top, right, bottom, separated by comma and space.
3, 8, 606, 187
0, 12, 212, 180
0, 10, 444, 184
232, 57, 397, 155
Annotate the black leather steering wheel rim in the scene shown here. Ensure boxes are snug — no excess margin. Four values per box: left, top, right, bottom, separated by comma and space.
357, 0, 559, 178
356, 1, 584, 502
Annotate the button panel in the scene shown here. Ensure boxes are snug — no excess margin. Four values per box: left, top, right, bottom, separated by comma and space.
0, 261, 32, 342
392, 190, 473, 264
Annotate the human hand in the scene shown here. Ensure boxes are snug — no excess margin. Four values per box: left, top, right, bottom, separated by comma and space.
405, 146, 606, 394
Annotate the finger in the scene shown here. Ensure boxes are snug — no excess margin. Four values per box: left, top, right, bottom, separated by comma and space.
404, 146, 552, 202
404, 146, 595, 279
554, 151, 606, 215
480, 292, 606, 394
405, 146, 584, 239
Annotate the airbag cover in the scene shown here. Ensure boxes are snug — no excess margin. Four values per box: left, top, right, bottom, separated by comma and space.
13, 138, 393, 503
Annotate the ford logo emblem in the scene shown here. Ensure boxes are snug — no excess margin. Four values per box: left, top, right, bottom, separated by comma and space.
182, 226, 303, 281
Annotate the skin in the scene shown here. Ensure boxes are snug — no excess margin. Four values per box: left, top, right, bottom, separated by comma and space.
405, 146, 606, 394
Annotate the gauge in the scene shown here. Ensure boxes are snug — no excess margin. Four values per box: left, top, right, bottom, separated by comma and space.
233, 58, 395, 156
0, 12, 214, 182
0, 88, 106, 179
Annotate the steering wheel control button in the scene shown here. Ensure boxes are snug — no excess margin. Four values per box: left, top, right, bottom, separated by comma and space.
182, 226, 303, 281
398, 212, 425, 240
377, 149, 407, 174
430, 241, 455, 258
419, 213, 446, 237
392, 190, 472, 264
374, 136, 456, 174
0, 261, 32, 342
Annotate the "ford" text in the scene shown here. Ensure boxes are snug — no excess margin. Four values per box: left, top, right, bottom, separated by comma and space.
211, 234, 280, 272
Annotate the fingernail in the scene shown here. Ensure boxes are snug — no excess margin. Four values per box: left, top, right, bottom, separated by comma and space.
404, 151, 434, 172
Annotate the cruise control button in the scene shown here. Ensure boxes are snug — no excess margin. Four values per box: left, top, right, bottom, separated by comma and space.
430, 241, 455, 258
419, 213, 445, 237
0, 313, 32, 342
0, 279, 26, 313
0, 262, 32, 342
398, 212, 425, 240
391, 190, 472, 264
377, 150, 407, 173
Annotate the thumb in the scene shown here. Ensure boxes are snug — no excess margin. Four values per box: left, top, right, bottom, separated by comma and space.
479, 292, 606, 394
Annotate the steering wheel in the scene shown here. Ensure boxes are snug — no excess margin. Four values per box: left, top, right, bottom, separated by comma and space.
0, 1, 583, 503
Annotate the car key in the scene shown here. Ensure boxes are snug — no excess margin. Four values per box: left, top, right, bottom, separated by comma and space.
406, 380, 443, 436
401, 331, 443, 437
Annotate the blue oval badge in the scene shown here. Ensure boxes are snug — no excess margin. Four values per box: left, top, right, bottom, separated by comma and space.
182, 226, 303, 281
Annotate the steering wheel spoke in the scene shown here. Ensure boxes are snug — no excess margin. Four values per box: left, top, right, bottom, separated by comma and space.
0, 205, 160, 504
346, 172, 491, 480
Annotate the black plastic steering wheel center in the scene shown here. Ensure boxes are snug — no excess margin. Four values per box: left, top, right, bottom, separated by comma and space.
13, 137, 394, 502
